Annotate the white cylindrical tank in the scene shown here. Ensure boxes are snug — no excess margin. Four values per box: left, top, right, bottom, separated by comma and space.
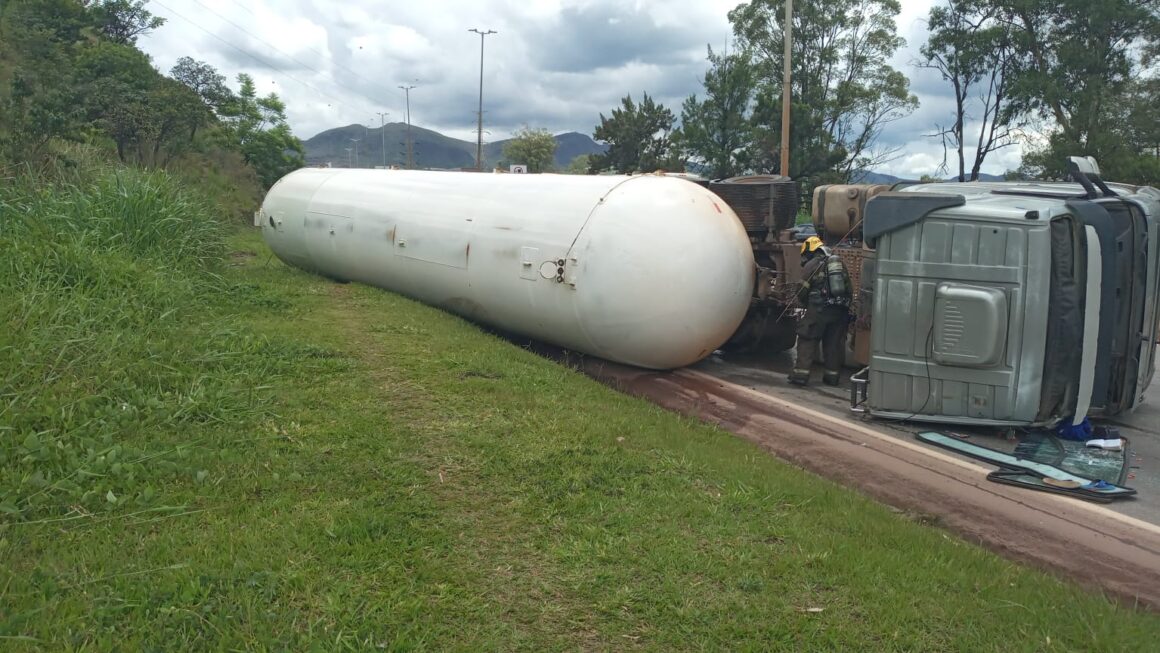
260, 169, 755, 369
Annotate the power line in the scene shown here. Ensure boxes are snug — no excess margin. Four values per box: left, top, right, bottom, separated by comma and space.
150, 0, 379, 118
223, 0, 399, 100
189, 0, 324, 75
187, 0, 391, 112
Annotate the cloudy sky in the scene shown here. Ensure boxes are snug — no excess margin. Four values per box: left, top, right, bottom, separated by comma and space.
139, 0, 1024, 177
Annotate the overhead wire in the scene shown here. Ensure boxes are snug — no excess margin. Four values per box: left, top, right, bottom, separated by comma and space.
149, 0, 384, 119
223, 0, 405, 102
187, 0, 394, 112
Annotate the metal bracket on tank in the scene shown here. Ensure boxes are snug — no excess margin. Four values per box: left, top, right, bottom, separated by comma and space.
537, 256, 579, 287
561, 256, 579, 288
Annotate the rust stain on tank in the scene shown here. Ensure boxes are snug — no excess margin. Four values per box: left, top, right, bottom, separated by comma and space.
465, 243, 471, 261
388, 226, 396, 243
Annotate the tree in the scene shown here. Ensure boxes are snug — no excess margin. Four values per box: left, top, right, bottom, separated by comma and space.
562, 154, 592, 174
75, 40, 160, 162
1022, 77, 1160, 183
169, 58, 232, 144
0, 0, 300, 178
920, 0, 1019, 181
0, 0, 177, 164
589, 93, 684, 173
220, 73, 304, 188
145, 77, 214, 165
0, 0, 92, 159
679, 46, 757, 179
1117, 78, 1160, 170
729, 0, 918, 180
747, 95, 847, 183
987, 0, 1159, 181
501, 126, 557, 173
170, 57, 234, 116
0, 0, 273, 221
86, 0, 166, 45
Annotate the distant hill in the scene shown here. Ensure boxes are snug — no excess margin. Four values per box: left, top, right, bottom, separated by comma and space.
303, 125, 606, 170
304, 127, 1005, 181
303, 123, 474, 169
548, 132, 609, 167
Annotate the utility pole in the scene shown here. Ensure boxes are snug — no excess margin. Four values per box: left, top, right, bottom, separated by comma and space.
344, 147, 352, 168
350, 136, 361, 168
468, 28, 496, 171
779, 0, 793, 177
398, 84, 416, 168
376, 112, 389, 167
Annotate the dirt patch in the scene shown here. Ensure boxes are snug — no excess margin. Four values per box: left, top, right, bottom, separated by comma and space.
459, 370, 503, 380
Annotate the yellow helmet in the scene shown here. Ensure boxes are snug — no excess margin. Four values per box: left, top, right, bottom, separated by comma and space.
801, 236, 824, 255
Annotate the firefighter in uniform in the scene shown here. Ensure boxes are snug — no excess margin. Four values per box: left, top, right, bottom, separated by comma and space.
788, 236, 851, 387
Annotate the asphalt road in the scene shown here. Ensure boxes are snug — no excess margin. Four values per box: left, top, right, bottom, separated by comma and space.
694, 350, 1160, 525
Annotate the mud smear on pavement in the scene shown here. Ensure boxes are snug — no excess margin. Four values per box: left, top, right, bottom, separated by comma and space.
576, 358, 1160, 610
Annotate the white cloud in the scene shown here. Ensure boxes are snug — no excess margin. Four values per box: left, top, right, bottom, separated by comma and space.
138, 0, 1022, 173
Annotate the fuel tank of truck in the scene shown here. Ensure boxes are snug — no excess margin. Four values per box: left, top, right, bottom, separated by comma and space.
259, 169, 756, 370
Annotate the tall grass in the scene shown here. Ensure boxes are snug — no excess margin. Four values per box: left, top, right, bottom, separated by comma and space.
0, 159, 284, 519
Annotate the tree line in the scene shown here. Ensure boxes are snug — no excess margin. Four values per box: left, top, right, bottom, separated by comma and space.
0, 0, 305, 216
583, 0, 1159, 185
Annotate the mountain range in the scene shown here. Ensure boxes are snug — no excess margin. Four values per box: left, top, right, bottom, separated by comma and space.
302, 123, 606, 170
302, 124, 1008, 182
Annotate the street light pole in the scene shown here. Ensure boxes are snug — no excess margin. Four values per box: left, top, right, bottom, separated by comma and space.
398, 84, 416, 169
779, 0, 793, 177
376, 112, 389, 167
350, 136, 361, 168
468, 28, 496, 171
344, 147, 352, 168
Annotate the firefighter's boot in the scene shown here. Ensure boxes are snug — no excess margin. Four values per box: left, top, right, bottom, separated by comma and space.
788, 368, 811, 386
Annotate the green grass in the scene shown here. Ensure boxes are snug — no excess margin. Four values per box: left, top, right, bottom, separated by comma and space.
0, 163, 296, 518
2, 172, 1159, 650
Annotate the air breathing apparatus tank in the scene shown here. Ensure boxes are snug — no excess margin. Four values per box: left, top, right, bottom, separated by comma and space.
824, 253, 850, 304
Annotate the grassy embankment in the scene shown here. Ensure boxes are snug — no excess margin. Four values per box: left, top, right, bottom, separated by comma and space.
2, 163, 1159, 650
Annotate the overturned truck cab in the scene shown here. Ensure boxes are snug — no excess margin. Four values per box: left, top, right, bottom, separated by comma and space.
852, 157, 1160, 426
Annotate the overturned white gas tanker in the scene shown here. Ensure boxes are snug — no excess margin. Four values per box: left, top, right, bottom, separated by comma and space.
259, 169, 755, 370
